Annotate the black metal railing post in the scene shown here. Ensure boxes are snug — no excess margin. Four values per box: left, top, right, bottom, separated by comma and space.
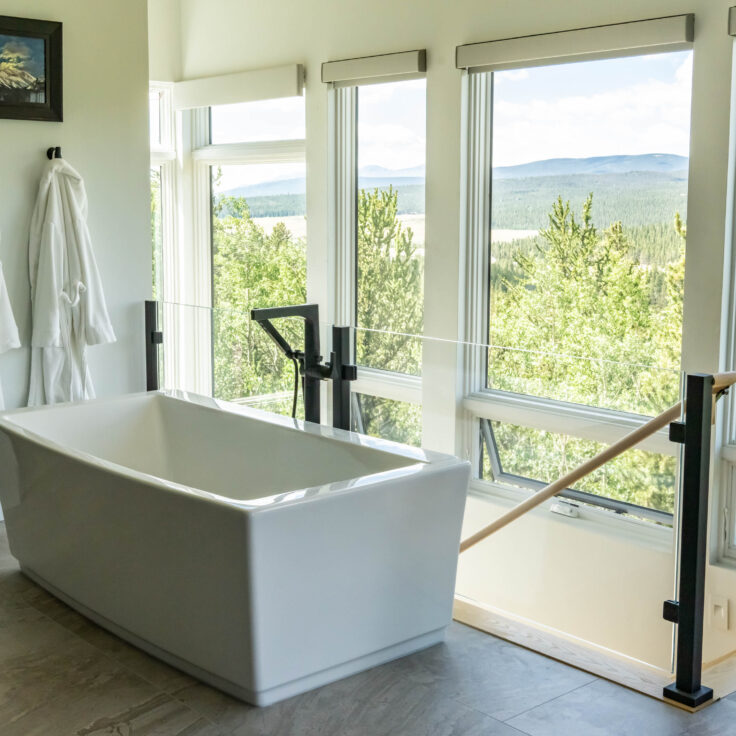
331, 326, 356, 431
663, 372, 714, 708
145, 300, 163, 392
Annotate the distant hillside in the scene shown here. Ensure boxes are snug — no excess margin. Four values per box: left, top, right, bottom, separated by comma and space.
220, 174, 422, 199
491, 171, 687, 229
216, 154, 689, 226
494, 153, 688, 179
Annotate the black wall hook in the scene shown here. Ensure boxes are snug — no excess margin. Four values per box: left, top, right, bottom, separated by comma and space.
46, 146, 62, 160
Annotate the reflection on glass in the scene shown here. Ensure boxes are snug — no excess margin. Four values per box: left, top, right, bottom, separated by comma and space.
353, 393, 422, 447
238, 391, 304, 421
488, 51, 693, 416
210, 97, 306, 144
356, 79, 426, 375
211, 163, 307, 411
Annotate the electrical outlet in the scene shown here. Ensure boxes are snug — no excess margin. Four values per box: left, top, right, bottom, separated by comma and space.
710, 595, 729, 632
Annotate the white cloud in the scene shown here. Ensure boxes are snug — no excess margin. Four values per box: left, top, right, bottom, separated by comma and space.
493, 54, 693, 166
495, 68, 530, 83
358, 122, 426, 169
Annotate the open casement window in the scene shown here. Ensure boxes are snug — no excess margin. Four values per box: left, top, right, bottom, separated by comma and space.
326, 50, 426, 444
458, 16, 694, 524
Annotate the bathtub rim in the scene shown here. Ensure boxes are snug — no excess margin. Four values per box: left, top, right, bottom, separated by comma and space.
0, 390, 468, 513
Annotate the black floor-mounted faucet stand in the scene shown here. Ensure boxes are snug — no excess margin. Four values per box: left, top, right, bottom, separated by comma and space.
251, 304, 357, 429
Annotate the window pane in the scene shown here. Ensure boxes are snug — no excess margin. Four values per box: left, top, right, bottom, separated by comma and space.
210, 97, 305, 144
488, 52, 692, 416
356, 80, 426, 375
353, 393, 422, 446
480, 420, 676, 517
211, 163, 307, 411
150, 166, 162, 299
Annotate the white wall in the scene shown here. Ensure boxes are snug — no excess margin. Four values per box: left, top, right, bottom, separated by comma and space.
0, 0, 151, 410
151, 0, 736, 668
458, 495, 676, 667
148, 0, 181, 82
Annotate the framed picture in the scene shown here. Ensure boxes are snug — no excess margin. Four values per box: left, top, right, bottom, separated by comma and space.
0, 15, 62, 122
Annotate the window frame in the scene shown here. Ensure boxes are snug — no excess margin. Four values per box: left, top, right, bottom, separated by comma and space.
149, 83, 177, 302
329, 77, 427, 429
717, 35, 736, 564
150, 82, 176, 156
458, 46, 693, 528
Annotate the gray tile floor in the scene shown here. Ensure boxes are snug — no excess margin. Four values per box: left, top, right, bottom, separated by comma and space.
0, 522, 734, 736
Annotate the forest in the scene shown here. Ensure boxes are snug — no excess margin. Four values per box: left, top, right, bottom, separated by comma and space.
191, 164, 688, 517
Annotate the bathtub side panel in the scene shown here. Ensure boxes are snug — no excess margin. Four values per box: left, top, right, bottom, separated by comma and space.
248, 462, 470, 693
0, 431, 255, 688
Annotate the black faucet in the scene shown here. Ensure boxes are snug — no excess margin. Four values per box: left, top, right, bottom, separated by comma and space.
250, 304, 357, 429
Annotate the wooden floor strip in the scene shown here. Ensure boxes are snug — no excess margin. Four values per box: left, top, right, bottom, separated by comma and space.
452, 595, 734, 710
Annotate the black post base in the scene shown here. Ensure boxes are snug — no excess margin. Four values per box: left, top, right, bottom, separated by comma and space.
662, 683, 713, 708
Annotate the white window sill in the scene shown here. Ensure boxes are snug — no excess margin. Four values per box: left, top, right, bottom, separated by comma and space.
464, 390, 675, 455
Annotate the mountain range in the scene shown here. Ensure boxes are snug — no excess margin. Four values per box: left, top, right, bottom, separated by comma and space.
220, 153, 688, 199
0, 67, 37, 89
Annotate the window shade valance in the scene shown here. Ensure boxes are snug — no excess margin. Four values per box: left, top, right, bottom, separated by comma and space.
729, 6, 736, 36
456, 15, 694, 73
322, 50, 426, 87
174, 64, 304, 110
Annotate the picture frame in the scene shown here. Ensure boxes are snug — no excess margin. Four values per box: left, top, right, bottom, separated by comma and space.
0, 15, 62, 122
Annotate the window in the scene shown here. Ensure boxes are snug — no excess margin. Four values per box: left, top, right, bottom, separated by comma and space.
149, 83, 175, 302
198, 97, 307, 412
210, 97, 305, 144
355, 79, 426, 377
329, 73, 426, 444
149, 83, 174, 153
352, 393, 422, 446
480, 419, 675, 523
466, 49, 693, 521
210, 161, 307, 403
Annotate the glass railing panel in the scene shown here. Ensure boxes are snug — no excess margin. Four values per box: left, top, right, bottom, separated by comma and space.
153, 300, 678, 672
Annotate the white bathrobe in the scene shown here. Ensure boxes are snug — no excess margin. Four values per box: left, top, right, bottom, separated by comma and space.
28, 158, 116, 406
0, 256, 21, 410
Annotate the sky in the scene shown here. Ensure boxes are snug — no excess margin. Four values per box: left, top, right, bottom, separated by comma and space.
358, 79, 427, 171
210, 49, 692, 191
492, 50, 692, 167
211, 96, 306, 144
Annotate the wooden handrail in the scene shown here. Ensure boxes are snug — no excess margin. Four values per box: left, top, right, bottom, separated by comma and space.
459, 372, 736, 554
712, 371, 736, 394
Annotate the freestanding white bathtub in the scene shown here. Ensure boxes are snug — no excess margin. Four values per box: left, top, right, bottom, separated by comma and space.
0, 391, 469, 706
